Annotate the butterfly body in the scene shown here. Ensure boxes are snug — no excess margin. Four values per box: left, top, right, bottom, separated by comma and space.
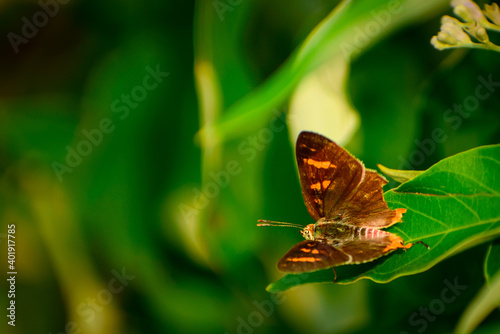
303, 219, 391, 246
259, 131, 428, 276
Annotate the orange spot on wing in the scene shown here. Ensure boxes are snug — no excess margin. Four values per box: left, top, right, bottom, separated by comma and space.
322, 180, 331, 189
291, 257, 318, 262
310, 182, 321, 190
320, 161, 331, 169
311, 249, 320, 254
305, 159, 335, 169
392, 208, 407, 223
300, 248, 311, 253
383, 234, 411, 252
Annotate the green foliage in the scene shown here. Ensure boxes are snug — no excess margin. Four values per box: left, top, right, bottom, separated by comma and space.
484, 239, 500, 283
1, 0, 499, 334
198, 0, 449, 143
455, 270, 500, 334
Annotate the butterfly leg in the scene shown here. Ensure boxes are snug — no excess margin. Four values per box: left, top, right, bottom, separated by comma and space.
332, 267, 337, 283
383, 233, 431, 252
397, 240, 430, 251
412, 240, 430, 250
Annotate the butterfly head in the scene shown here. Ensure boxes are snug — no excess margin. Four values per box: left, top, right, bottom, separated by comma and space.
300, 224, 315, 240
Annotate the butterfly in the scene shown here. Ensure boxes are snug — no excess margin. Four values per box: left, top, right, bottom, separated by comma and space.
258, 131, 428, 281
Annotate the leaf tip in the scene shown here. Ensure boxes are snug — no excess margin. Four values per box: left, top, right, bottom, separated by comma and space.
265, 282, 279, 293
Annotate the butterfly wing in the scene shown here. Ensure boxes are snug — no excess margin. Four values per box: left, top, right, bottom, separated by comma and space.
279, 233, 412, 273
338, 169, 407, 228
277, 240, 350, 273
297, 131, 405, 227
296, 132, 365, 221
337, 232, 410, 264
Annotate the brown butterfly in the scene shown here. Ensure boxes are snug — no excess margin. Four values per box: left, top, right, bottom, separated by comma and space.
258, 131, 428, 280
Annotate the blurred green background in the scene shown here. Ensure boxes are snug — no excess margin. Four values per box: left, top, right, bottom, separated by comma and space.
1, 0, 499, 333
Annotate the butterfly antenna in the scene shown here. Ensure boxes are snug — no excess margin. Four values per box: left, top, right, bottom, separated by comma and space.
257, 220, 304, 229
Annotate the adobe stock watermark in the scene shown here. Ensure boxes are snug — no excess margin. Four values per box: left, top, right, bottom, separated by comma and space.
7, 0, 71, 54
224, 273, 309, 334
212, 0, 243, 21
400, 277, 467, 334
398, 74, 500, 170
49, 267, 135, 334
51, 65, 169, 182
339, 0, 403, 59
178, 108, 286, 223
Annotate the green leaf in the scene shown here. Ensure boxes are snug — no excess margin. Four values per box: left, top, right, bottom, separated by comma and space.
484, 239, 500, 283
472, 322, 500, 334
377, 164, 424, 183
196, 0, 449, 144
454, 270, 500, 334
267, 144, 500, 292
